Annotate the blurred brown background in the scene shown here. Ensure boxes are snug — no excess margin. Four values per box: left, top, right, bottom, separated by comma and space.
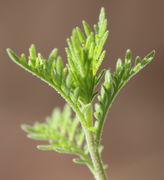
0, 0, 163, 180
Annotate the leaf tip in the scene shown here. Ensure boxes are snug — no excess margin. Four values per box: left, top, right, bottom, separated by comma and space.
21, 124, 30, 133
151, 49, 156, 57
100, 7, 105, 14
6, 48, 11, 54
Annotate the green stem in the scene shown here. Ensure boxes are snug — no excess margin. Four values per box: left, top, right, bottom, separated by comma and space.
71, 105, 107, 180
96, 83, 127, 146
84, 128, 108, 180
95, 90, 119, 146
56, 89, 107, 180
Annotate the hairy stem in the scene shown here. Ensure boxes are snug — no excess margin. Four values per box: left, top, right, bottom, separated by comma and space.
57, 90, 107, 179
84, 128, 108, 180
73, 106, 107, 180
96, 87, 122, 146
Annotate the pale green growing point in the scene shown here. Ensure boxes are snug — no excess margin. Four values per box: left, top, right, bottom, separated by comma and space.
7, 7, 155, 180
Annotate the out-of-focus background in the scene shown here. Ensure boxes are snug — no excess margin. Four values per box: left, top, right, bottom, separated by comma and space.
0, 0, 163, 179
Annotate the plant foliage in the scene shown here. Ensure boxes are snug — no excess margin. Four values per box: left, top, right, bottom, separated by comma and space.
7, 7, 155, 180
21, 104, 95, 169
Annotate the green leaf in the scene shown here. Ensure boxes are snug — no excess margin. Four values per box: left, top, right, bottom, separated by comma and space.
76, 27, 85, 44
7, 44, 70, 95
82, 21, 91, 36
29, 44, 37, 59
135, 56, 141, 65
141, 50, 155, 65
95, 49, 155, 145
7, 48, 20, 62
48, 48, 58, 62
73, 158, 86, 164
116, 58, 122, 73
64, 7, 108, 104
95, 69, 106, 86
21, 124, 38, 134
37, 145, 56, 150
56, 56, 63, 75
27, 134, 49, 140
21, 104, 88, 158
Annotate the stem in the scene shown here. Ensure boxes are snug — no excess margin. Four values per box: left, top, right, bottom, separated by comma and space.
96, 87, 123, 146
72, 106, 107, 180
84, 128, 108, 180
57, 90, 107, 180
